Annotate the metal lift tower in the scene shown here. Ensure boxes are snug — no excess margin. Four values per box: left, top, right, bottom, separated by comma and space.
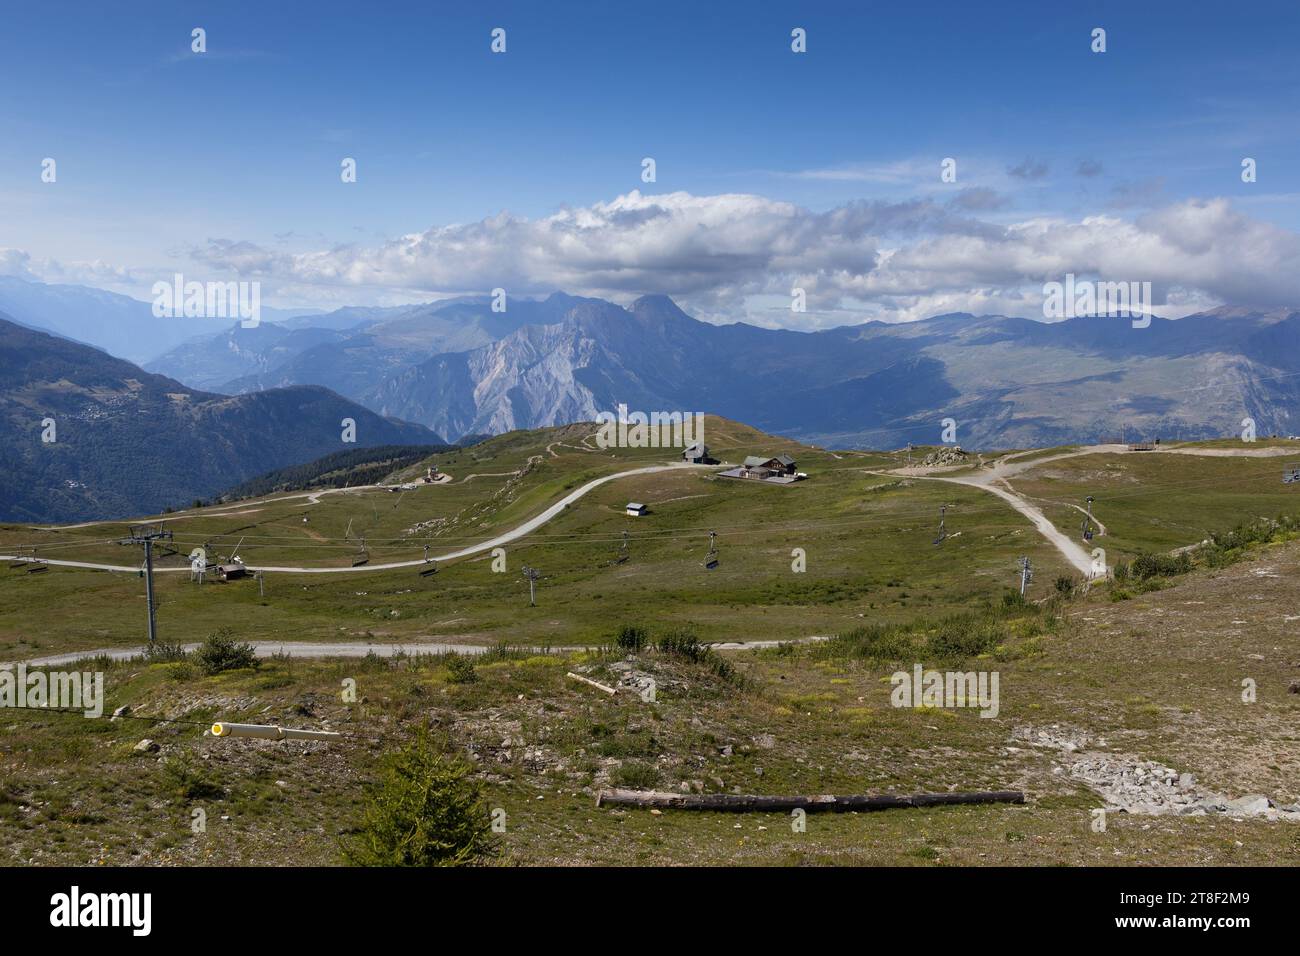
119, 524, 173, 644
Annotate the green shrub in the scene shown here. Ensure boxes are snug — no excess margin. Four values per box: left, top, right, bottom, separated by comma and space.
1054, 575, 1075, 594
610, 760, 659, 789
343, 730, 495, 867
159, 752, 224, 802
925, 613, 1001, 661
655, 628, 738, 684
193, 629, 259, 676
826, 624, 916, 661
615, 624, 648, 652
445, 655, 478, 684
1128, 552, 1191, 581
1001, 590, 1028, 609
165, 661, 196, 681
143, 640, 189, 664
657, 628, 704, 661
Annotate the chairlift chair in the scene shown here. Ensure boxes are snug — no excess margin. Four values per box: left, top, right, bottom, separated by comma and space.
704, 530, 719, 570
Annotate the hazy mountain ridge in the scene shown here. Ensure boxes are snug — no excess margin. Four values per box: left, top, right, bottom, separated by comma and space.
12, 271, 1300, 449
0, 316, 442, 522
153, 291, 1300, 447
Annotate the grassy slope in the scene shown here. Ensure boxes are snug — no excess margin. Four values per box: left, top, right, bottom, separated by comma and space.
1008, 446, 1300, 559
3, 423, 1299, 867
3, 536, 1298, 866
0, 417, 1072, 656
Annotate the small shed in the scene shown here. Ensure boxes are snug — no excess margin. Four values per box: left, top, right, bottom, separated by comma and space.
216, 564, 247, 581
683, 441, 713, 464
626, 502, 648, 517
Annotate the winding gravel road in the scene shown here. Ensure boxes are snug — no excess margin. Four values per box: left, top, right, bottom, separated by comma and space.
2, 462, 710, 576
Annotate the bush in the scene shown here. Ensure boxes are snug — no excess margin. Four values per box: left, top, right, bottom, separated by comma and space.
159, 752, 224, 801
445, 655, 478, 684
193, 629, 259, 676
657, 628, 704, 661
925, 613, 1001, 661
826, 624, 915, 662
610, 760, 659, 790
143, 640, 189, 664
1127, 552, 1191, 581
654, 628, 738, 685
343, 730, 495, 867
615, 624, 648, 652
165, 662, 196, 681
1054, 575, 1075, 595
1001, 589, 1028, 609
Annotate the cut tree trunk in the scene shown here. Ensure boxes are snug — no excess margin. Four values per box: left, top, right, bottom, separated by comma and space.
566, 672, 618, 695
596, 789, 1024, 812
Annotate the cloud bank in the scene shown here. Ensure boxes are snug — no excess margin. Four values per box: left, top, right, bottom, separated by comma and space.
15, 189, 1300, 329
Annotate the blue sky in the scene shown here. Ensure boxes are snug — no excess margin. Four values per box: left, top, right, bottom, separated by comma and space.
1, 0, 1298, 325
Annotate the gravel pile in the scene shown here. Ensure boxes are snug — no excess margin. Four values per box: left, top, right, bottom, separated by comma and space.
1013, 724, 1300, 820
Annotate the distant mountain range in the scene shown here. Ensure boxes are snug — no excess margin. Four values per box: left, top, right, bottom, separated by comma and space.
6, 272, 1300, 490
0, 275, 322, 365
144, 290, 1300, 449
0, 315, 442, 523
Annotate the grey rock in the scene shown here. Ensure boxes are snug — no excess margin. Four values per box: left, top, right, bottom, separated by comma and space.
1225, 794, 1271, 816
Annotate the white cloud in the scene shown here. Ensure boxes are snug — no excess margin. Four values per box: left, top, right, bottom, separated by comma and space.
20, 191, 1300, 329
0, 248, 35, 278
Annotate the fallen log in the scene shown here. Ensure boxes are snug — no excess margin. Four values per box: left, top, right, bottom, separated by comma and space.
595, 788, 1024, 813
566, 671, 618, 695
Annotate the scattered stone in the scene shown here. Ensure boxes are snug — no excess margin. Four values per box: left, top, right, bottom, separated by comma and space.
1017, 723, 1293, 822
111, 705, 131, 721
1225, 795, 1271, 816
921, 446, 969, 467
753, 733, 776, 749
133, 739, 159, 754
